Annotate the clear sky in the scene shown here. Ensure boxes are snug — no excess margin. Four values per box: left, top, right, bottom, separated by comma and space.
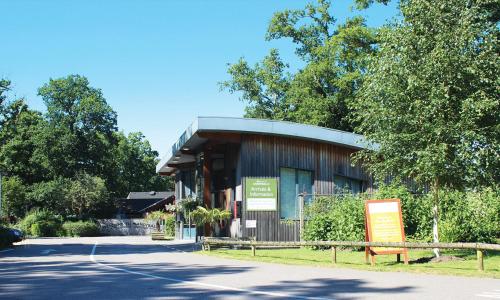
0, 0, 398, 158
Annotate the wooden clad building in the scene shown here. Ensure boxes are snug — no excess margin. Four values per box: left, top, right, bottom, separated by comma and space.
156, 117, 373, 241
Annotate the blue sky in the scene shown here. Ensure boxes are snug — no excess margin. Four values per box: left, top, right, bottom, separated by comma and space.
0, 0, 398, 157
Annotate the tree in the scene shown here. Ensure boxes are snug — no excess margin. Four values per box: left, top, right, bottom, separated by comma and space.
0, 99, 48, 184
220, 49, 291, 120
67, 173, 110, 219
221, 0, 376, 131
37, 75, 118, 180
112, 132, 173, 197
1, 176, 28, 219
353, 0, 499, 256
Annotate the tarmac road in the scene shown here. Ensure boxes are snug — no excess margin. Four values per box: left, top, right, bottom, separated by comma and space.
0, 236, 498, 300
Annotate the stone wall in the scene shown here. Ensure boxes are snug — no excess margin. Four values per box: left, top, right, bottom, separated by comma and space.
97, 219, 158, 236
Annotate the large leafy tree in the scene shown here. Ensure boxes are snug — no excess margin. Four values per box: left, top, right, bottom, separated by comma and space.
353, 0, 499, 255
221, 0, 376, 131
37, 75, 118, 180
0, 99, 48, 184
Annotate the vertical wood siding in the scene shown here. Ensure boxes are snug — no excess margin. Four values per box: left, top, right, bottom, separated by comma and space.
240, 134, 371, 241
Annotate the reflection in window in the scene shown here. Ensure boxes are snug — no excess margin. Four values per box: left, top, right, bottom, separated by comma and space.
280, 168, 313, 219
334, 175, 362, 194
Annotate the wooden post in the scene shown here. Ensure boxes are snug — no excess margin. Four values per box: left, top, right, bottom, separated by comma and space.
477, 250, 484, 271
299, 194, 304, 241
397, 254, 401, 263
251, 245, 256, 257
332, 246, 337, 264
207, 243, 211, 252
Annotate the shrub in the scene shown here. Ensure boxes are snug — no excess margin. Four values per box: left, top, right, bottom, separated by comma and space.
18, 209, 63, 237
30, 221, 59, 237
303, 194, 365, 243
439, 188, 499, 243
63, 221, 100, 237
303, 185, 499, 244
164, 214, 175, 237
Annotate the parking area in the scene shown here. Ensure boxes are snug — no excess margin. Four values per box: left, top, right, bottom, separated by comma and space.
0, 236, 498, 299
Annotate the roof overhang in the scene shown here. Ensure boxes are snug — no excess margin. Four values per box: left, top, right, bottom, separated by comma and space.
156, 117, 376, 175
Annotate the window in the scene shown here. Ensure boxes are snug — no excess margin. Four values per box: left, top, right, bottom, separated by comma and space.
334, 175, 362, 194
279, 168, 313, 219
181, 170, 195, 198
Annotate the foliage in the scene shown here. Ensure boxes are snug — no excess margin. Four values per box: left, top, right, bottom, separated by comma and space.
303, 194, 365, 243
439, 188, 500, 243
164, 214, 176, 237
18, 209, 63, 237
27, 178, 71, 217
220, 0, 376, 131
63, 221, 100, 237
145, 210, 169, 222
353, 0, 499, 189
180, 197, 199, 213
66, 173, 111, 219
0, 75, 169, 220
303, 186, 499, 243
190, 207, 231, 226
1, 176, 28, 219
112, 131, 173, 197
37, 75, 117, 180
145, 211, 176, 236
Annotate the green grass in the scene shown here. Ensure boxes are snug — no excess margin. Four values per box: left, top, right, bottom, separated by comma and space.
199, 247, 500, 278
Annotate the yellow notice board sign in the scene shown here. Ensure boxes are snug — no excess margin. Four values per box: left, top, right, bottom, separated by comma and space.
365, 199, 408, 265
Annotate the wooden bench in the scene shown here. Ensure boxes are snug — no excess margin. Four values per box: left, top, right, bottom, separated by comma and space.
151, 232, 174, 241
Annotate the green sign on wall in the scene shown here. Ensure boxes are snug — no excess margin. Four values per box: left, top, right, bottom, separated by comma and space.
245, 178, 278, 211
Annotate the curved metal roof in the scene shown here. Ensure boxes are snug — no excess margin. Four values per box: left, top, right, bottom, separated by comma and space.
156, 117, 373, 174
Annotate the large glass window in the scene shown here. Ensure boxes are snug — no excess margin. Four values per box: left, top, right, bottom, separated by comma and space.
279, 168, 313, 219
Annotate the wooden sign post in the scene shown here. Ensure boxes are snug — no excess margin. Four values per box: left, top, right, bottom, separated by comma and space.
365, 199, 409, 266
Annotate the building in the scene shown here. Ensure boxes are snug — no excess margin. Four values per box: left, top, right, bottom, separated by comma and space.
116, 191, 175, 218
156, 117, 373, 241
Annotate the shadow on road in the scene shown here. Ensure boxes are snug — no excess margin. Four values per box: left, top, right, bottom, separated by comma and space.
0, 241, 415, 300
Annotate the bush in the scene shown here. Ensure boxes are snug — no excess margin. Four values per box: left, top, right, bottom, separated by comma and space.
164, 214, 175, 237
63, 221, 100, 237
18, 209, 63, 237
303, 185, 499, 244
439, 188, 499, 243
31, 221, 59, 237
303, 194, 365, 243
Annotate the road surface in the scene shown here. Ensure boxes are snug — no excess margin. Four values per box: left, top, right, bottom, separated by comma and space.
0, 236, 498, 299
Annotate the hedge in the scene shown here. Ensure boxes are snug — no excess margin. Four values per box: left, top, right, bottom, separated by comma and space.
63, 221, 100, 237
303, 185, 499, 244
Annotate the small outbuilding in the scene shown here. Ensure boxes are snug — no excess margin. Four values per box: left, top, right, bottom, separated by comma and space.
156, 117, 373, 241
116, 191, 175, 218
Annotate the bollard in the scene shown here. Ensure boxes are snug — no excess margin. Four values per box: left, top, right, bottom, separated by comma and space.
251, 245, 256, 257
332, 246, 337, 264
477, 250, 484, 271
207, 243, 211, 252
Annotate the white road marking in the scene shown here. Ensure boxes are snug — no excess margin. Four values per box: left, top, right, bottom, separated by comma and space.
477, 290, 500, 299
89, 242, 334, 300
0, 248, 14, 253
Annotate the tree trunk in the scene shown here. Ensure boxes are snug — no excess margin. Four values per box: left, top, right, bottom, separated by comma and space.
432, 178, 440, 258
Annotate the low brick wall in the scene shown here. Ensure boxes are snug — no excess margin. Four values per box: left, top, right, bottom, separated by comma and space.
97, 219, 157, 236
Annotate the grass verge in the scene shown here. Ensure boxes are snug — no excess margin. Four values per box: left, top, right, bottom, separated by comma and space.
199, 247, 500, 278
